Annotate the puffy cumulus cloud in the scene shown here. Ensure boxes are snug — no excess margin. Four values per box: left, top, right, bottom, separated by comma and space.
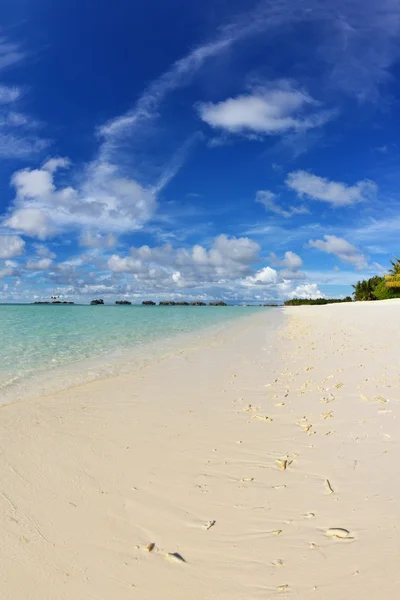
269, 251, 303, 270
245, 266, 280, 286
42, 157, 70, 174
108, 235, 261, 286
286, 171, 377, 207
308, 235, 368, 270
197, 83, 333, 137
288, 283, 324, 299
0, 235, 25, 259
4, 207, 55, 240
269, 251, 306, 281
256, 190, 309, 218
3, 158, 157, 239
26, 257, 53, 271
80, 231, 117, 249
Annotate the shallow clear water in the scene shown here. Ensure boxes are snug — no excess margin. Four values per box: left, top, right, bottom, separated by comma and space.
0, 304, 265, 401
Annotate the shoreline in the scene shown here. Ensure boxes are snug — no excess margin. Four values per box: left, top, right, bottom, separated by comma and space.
0, 307, 273, 405
0, 302, 399, 598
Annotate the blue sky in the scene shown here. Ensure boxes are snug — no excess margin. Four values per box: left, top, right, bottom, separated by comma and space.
0, 0, 399, 303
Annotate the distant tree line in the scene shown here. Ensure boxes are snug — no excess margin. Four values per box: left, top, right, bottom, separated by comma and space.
352, 257, 400, 301
284, 297, 352, 306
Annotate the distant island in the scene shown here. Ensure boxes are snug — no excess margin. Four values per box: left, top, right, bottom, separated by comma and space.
115, 300, 132, 305
90, 299, 104, 305
142, 300, 227, 306
32, 301, 75, 305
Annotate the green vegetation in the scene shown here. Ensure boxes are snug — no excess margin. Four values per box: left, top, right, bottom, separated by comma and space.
284, 297, 352, 306
352, 256, 400, 301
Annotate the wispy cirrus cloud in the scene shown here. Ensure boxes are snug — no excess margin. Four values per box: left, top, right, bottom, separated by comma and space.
0, 37, 25, 70
0, 38, 49, 158
256, 190, 309, 218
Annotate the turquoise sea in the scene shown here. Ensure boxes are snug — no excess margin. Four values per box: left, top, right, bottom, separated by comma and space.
0, 304, 265, 403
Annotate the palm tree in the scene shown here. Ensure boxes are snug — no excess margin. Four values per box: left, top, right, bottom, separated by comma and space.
385, 256, 400, 288
352, 276, 381, 301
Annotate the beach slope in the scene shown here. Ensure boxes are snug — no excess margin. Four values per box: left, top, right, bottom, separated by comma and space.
0, 302, 399, 599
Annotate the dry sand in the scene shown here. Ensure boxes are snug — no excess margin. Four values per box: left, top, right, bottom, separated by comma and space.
0, 301, 399, 599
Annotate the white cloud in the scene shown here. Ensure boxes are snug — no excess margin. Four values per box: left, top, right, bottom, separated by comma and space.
5, 207, 55, 240
289, 283, 324, 299
108, 235, 261, 286
0, 39, 48, 159
308, 234, 368, 269
3, 159, 158, 238
33, 244, 56, 259
0, 38, 25, 70
42, 157, 70, 173
0, 260, 19, 279
80, 231, 117, 249
12, 166, 54, 197
198, 84, 332, 136
269, 251, 306, 280
0, 235, 25, 259
0, 85, 20, 103
26, 257, 53, 271
245, 266, 280, 285
256, 190, 309, 218
269, 251, 303, 270
286, 171, 377, 207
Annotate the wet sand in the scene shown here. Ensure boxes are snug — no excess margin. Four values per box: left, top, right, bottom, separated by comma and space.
0, 301, 399, 598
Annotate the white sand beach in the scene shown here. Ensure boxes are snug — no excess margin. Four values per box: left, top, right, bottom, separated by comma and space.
1, 302, 399, 599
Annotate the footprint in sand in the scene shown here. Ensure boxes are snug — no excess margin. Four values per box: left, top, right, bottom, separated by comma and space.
325, 528, 353, 539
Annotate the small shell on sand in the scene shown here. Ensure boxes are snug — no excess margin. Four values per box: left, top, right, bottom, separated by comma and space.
277, 584, 289, 592
326, 528, 352, 539
272, 529, 283, 536
145, 542, 155, 552
165, 552, 186, 563
275, 458, 292, 471
253, 415, 273, 422
271, 559, 284, 567
321, 411, 333, 419
301, 423, 313, 432
375, 395, 388, 404
203, 520, 216, 531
